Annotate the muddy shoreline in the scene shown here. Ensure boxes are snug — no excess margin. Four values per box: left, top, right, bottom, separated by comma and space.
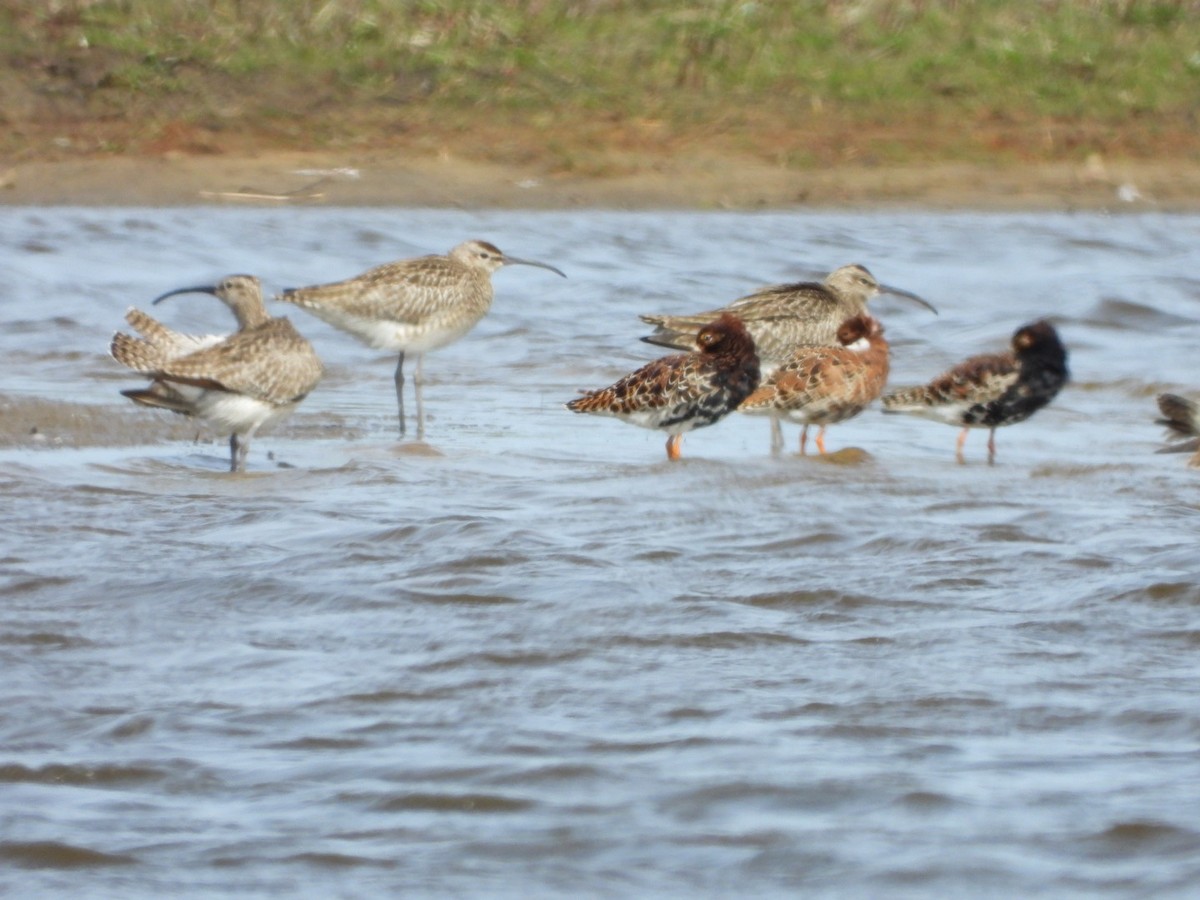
4, 151, 1200, 211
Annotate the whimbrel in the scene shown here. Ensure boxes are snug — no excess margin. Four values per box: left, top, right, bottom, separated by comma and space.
566, 313, 760, 461
639, 264, 933, 370
882, 319, 1068, 463
111, 275, 324, 472
277, 239, 565, 439
740, 314, 891, 455
1154, 393, 1200, 467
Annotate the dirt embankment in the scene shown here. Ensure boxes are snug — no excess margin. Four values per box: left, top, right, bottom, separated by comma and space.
3, 72, 1198, 211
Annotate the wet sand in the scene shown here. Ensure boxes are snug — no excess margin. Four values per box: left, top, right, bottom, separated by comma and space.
4, 150, 1200, 210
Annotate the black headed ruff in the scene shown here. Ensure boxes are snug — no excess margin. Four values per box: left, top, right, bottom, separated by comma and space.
882, 319, 1068, 463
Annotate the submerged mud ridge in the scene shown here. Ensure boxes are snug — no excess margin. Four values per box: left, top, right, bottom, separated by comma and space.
0, 394, 199, 449
0, 393, 363, 451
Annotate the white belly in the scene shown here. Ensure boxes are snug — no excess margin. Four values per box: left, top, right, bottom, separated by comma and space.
175, 385, 290, 435
311, 310, 481, 354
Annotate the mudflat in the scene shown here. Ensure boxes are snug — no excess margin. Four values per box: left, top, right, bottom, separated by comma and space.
3, 150, 1199, 211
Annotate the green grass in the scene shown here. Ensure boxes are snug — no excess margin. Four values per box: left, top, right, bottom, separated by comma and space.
3, 0, 1198, 161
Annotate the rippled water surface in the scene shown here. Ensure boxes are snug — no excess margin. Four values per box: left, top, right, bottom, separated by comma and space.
2, 207, 1200, 897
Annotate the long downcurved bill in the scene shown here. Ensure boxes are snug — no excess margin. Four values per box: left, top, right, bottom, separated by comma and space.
153, 285, 218, 304
504, 256, 568, 278
879, 284, 938, 314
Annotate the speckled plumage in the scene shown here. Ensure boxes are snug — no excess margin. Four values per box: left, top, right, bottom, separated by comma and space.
640, 264, 931, 372
882, 319, 1068, 462
740, 314, 890, 454
1155, 393, 1200, 467
566, 313, 760, 460
277, 239, 565, 438
111, 275, 324, 472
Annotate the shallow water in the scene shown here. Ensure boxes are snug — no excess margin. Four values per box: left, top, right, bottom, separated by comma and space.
2, 207, 1200, 897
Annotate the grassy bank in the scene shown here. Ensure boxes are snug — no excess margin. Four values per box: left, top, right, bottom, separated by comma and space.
2, 1, 1198, 168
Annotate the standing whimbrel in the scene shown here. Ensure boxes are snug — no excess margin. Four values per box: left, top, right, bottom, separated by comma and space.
110, 275, 324, 472
639, 264, 934, 371
1154, 393, 1200, 467
277, 239, 566, 439
740, 314, 891, 455
566, 313, 760, 461
882, 319, 1068, 464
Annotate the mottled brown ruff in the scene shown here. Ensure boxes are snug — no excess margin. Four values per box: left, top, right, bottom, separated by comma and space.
639, 264, 932, 372
111, 275, 324, 472
277, 239, 565, 440
1155, 393, 1200, 467
740, 314, 890, 454
566, 313, 760, 461
882, 319, 1068, 463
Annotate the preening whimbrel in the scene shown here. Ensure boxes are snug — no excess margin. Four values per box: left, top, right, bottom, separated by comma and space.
110, 275, 324, 472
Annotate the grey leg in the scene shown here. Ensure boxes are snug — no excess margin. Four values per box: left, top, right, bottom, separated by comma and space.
229, 433, 248, 473
394, 352, 406, 437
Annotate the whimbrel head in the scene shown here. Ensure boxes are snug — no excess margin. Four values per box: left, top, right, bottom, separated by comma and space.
826, 264, 937, 314
153, 274, 269, 330
448, 240, 567, 279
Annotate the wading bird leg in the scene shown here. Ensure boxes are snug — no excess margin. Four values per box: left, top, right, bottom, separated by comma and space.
666, 434, 683, 461
394, 352, 407, 438
770, 416, 784, 455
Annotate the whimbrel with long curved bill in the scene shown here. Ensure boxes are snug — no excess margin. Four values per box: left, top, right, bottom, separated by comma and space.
639, 264, 934, 368
277, 239, 565, 440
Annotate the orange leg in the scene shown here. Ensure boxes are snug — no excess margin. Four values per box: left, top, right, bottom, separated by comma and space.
799, 425, 809, 455
987, 428, 997, 463
666, 433, 683, 461
815, 426, 828, 455
955, 427, 969, 463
